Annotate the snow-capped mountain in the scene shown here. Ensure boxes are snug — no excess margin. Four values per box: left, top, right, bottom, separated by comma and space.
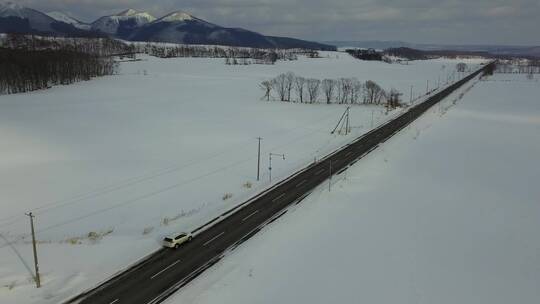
126, 11, 255, 48
0, 3, 335, 50
158, 11, 197, 22
91, 9, 156, 38
0, 1, 25, 18
129, 10, 334, 50
0, 1, 95, 36
47, 11, 90, 30
0, 1, 57, 32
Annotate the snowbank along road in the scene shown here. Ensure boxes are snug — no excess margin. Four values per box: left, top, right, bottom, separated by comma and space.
68, 62, 495, 304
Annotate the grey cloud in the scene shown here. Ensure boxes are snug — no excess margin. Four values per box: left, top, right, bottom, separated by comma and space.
18, 0, 540, 45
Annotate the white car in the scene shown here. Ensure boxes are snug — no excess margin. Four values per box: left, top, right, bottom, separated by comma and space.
163, 233, 193, 249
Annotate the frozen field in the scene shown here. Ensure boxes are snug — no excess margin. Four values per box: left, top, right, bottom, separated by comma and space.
169, 72, 540, 304
0, 52, 485, 303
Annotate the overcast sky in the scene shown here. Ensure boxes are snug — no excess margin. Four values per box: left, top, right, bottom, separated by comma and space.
20, 0, 540, 45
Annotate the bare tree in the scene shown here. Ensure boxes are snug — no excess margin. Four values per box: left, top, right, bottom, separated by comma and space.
336, 78, 346, 104
363, 80, 386, 104
350, 78, 363, 104
322, 79, 336, 104
306, 78, 321, 103
456, 62, 467, 73
338, 78, 355, 104
285, 72, 295, 101
271, 73, 288, 101
260, 80, 273, 101
387, 88, 402, 109
294, 76, 306, 103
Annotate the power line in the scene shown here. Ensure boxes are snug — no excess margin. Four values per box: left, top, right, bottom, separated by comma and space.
0, 111, 339, 227
0, 110, 354, 246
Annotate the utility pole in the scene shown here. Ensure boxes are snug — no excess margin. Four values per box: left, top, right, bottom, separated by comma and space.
331, 107, 349, 135
269, 153, 285, 183
410, 85, 413, 103
25, 212, 40, 288
345, 107, 350, 135
256, 137, 262, 181
426, 80, 429, 94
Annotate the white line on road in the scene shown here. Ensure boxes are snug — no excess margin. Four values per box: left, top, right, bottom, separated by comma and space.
315, 169, 325, 176
272, 193, 286, 202
151, 260, 181, 280
203, 232, 225, 247
346, 152, 353, 157
296, 180, 307, 188
146, 256, 222, 304
242, 210, 259, 222
109, 300, 119, 304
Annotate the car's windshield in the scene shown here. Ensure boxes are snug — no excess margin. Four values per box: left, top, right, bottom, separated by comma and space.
176, 234, 186, 239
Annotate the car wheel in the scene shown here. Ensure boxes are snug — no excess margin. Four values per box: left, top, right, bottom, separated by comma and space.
188, 236, 193, 242
174, 244, 179, 249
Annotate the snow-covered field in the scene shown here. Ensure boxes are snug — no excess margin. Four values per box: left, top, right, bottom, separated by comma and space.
169, 72, 540, 304
0, 52, 485, 303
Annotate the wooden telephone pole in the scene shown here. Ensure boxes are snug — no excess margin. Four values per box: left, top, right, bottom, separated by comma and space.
256, 137, 262, 181
25, 212, 41, 288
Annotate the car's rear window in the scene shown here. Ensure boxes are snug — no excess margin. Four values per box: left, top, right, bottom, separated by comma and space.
164, 238, 173, 242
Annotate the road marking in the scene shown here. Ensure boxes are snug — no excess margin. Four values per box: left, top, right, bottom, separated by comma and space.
272, 193, 286, 202
296, 180, 307, 188
242, 210, 259, 222
151, 260, 181, 280
346, 152, 353, 157
146, 256, 222, 304
315, 169, 325, 176
203, 232, 225, 247
110, 300, 119, 304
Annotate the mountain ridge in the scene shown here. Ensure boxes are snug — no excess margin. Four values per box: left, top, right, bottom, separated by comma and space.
0, 2, 335, 50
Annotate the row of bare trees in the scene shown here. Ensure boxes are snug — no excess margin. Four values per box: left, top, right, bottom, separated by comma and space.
0, 34, 309, 64
133, 43, 303, 64
496, 63, 540, 74
1, 33, 132, 56
0, 48, 117, 95
261, 72, 401, 108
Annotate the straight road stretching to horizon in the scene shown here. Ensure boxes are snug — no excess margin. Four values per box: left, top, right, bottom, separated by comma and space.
69, 63, 494, 304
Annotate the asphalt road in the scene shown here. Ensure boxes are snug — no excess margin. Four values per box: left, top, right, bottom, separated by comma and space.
69, 63, 494, 304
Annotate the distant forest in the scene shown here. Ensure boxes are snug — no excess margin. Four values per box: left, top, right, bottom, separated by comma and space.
0, 34, 120, 94
0, 34, 319, 94
345, 47, 540, 62
0, 48, 117, 94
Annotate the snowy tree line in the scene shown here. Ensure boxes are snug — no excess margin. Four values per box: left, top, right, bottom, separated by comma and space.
0, 34, 311, 64
133, 43, 306, 65
0, 33, 132, 56
260, 72, 403, 108
495, 59, 540, 75
0, 34, 315, 95
0, 48, 117, 95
